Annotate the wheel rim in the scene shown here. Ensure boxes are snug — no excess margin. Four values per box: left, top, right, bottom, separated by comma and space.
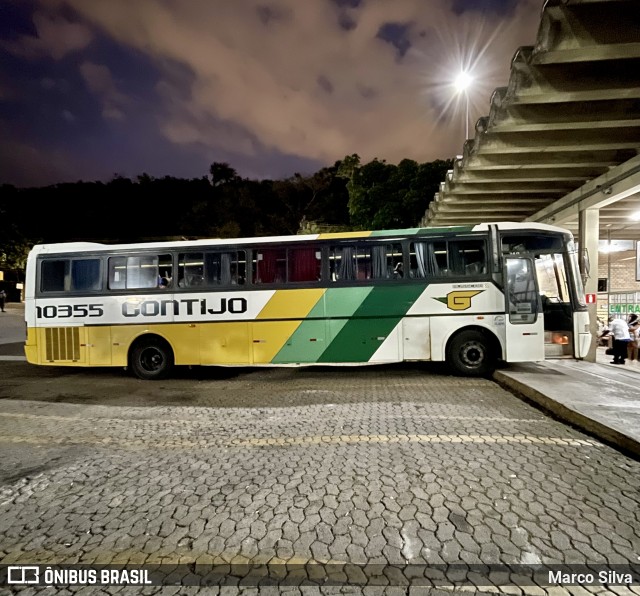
139, 346, 165, 373
460, 340, 485, 369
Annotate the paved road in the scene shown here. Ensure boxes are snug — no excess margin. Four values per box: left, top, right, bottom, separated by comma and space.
0, 361, 639, 594
0, 304, 25, 360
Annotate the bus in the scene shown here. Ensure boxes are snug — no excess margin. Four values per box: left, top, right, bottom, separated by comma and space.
24, 222, 590, 380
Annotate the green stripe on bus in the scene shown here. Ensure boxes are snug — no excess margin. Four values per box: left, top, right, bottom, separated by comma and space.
312, 286, 373, 319
272, 319, 346, 363
415, 226, 474, 234
271, 287, 370, 363
318, 285, 426, 362
369, 228, 421, 237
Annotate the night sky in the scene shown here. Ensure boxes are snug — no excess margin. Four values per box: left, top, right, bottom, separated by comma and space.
0, 0, 540, 187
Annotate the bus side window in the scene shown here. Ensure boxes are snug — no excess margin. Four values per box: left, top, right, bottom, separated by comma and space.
253, 248, 286, 284
178, 253, 204, 288
370, 243, 402, 280
126, 256, 157, 289
409, 242, 446, 278
449, 240, 486, 276
203, 251, 246, 286
158, 254, 173, 288
71, 259, 102, 291
232, 251, 246, 285
109, 257, 126, 290
108, 254, 172, 290
288, 247, 321, 282
329, 245, 356, 281
41, 259, 69, 292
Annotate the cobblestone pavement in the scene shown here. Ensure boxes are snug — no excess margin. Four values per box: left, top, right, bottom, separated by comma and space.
0, 362, 639, 595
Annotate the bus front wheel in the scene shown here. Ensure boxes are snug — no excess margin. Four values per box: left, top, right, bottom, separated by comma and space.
447, 329, 496, 377
129, 337, 174, 380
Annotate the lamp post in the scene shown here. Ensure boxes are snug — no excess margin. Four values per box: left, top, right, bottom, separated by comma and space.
454, 71, 473, 140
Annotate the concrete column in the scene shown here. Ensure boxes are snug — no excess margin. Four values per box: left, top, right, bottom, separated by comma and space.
578, 208, 599, 362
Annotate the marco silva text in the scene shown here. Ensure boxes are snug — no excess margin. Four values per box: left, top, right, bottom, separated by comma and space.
549, 570, 633, 585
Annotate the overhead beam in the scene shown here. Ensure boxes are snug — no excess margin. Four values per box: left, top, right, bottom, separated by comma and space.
491, 119, 640, 134
479, 141, 640, 155
435, 197, 553, 206
508, 88, 640, 105
527, 154, 640, 224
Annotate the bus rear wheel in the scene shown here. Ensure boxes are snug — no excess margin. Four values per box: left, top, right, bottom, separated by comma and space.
129, 337, 174, 380
447, 330, 496, 377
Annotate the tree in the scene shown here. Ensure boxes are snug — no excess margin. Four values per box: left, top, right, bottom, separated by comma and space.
210, 162, 239, 187
337, 155, 453, 230
0, 185, 37, 272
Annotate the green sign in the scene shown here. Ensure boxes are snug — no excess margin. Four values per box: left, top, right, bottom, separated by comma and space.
609, 304, 640, 314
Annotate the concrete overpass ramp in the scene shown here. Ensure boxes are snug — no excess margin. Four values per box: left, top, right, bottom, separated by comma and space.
421, 0, 640, 241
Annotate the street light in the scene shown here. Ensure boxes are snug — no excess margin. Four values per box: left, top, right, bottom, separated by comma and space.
454, 71, 473, 140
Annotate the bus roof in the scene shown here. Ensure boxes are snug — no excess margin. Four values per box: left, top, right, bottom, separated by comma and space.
28, 222, 572, 255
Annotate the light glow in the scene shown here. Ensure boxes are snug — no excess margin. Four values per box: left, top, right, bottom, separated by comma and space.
414, 13, 509, 142
454, 71, 473, 93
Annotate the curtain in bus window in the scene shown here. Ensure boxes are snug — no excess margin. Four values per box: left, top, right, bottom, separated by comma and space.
338, 246, 356, 280
372, 245, 387, 279
205, 253, 221, 284
427, 244, 440, 275
235, 251, 246, 285
448, 242, 465, 275
289, 247, 318, 282
414, 243, 440, 277
71, 259, 101, 291
256, 249, 285, 283
414, 243, 427, 277
220, 253, 232, 285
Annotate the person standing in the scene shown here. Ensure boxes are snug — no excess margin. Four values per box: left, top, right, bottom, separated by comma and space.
608, 315, 631, 364
628, 313, 640, 362
0, 289, 6, 312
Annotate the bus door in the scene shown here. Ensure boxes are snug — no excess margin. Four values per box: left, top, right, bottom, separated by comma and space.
503, 257, 545, 362
533, 253, 576, 358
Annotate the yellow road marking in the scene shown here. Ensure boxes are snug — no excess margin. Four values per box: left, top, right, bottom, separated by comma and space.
0, 412, 549, 424
0, 433, 598, 450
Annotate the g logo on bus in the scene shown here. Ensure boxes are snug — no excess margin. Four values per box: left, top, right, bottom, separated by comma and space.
435, 290, 484, 311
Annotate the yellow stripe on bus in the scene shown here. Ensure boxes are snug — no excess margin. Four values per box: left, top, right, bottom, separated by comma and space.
257, 289, 325, 320
253, 289, 326, 363
317, 231, 373, 239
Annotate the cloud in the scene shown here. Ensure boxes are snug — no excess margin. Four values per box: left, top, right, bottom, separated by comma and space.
35, 0, 540, 172
2, 10, 92, 60
79, 61, 129, 121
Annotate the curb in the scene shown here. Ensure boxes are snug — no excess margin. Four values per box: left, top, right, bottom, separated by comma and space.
493, 370, 640, 460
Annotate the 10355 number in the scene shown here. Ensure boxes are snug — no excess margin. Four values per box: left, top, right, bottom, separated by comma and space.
36, 304, 104, 319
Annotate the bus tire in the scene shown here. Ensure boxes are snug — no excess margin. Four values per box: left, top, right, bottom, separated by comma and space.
129, 336, 174, 380
447, 329, 496, 377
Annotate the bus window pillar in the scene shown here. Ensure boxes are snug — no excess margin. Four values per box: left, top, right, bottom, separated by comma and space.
579, 207, 599, 362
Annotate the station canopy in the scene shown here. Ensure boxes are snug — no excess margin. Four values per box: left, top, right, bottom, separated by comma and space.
420, 0, 640, 241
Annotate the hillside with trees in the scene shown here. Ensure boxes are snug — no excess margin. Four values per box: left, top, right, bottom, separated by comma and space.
0, 155, 453, 276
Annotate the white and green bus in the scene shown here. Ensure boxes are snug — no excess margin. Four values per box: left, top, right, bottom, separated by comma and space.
24, 222, 589, 379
